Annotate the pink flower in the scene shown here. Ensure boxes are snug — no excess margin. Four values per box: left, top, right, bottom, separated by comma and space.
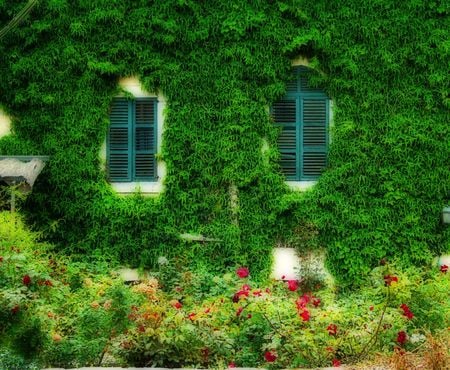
397, 331, 407, 345
236, 267, 249, 278
440, 264, 448, 273
264, 350, 277, 362
22, 274, 31, 286
384, 275, 398, 286
299, 309, 310, 321
327, 324, 338, 336
242, 284, 251, 291
228, 362, 236, 368
332, 358, 341, 367
287, 280, 299, 292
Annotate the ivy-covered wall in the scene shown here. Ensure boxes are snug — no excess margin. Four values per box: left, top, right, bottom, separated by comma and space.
0, 0, 448, 285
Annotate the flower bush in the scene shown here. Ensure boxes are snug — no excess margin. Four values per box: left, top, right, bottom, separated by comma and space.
0, 211, 449, 369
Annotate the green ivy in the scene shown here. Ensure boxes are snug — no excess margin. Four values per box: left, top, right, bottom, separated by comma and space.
0, 0, 448, 285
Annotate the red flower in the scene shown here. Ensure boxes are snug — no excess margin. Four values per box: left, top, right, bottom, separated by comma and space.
369, 306, 374, 311
138, 325, 145, 333
0, 256, 3, 262
253, 289, 262, 297
44, 279, 53, 287
22, 274, 31, 286
332, 358, 341, 367
204, 308, 211, 314
287, 280, 299, 292
296, 294, 311, 309
11, 305, 20, 314
327, 324, 338, 336
397, 331, 407, 345
172, 301, 182, 309
312, 297, 321, 307
281, 275, 286, 280
440, 264, 448, 273
236, 267, 249, 278
228, 362, 236, 368
384, 275, 398, 286
236, 307, 243, 316
242, 284, 251, 291
299, 309, 310, 321
400, 304, 414, 320
264, 350, 277, 362
247, 313, 252, 319
188, 312, 196, 320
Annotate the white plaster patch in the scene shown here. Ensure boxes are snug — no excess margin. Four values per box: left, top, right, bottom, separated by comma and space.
0, 108, 12, 137
271, 247, 301, 280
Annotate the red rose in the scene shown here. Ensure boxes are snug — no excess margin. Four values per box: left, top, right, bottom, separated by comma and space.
397, 331, 407, 345
332, 358, 341, 367
236, 307, 243, 316
299, 309, 310, 321
440, 264, 448, 273
236, 267, 249, 278
172, 301, 182, 309
22, 274, 31, 286
384, 275, 398, 286
296, 294, 310, 309
327, 324, 338, 336
253, 289, 262, 297
287, 280, 299, 292
264, 350, 277, 362
11, 305, 20, 314
400, 304, 414, 320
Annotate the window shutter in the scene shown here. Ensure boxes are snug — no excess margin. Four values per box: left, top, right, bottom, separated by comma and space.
272, 99, 298, 180
108, 98, 132, 181
301, 97, 328, 179
134, 98, 157, 180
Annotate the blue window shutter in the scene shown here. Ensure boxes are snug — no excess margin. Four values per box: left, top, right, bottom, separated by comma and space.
301, 97, 328, 179
108, 98, 132, 181
134, 98, 157, 180
272, 98, 298, 180
273, 66, 329, 181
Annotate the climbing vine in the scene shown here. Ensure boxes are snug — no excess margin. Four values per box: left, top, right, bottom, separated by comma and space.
0, 0, 448, 285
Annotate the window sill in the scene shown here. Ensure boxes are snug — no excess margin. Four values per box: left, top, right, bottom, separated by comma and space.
110, 182, 163, 195
286, 181, 317, 191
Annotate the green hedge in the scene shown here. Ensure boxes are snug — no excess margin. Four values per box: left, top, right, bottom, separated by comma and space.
0, 0, 448, 285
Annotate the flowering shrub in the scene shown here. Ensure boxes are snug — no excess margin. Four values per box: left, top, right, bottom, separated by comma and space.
0, 212, 449, 369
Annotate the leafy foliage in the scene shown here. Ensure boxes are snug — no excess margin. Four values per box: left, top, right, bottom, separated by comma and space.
0, 0, 448, 283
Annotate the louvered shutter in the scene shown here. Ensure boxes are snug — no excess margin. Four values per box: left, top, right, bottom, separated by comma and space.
134, 98, 157, 180
272, 98, 298, 180
108, 98, 132, 181
273, 66, 329, 181
301, 97, 328, 179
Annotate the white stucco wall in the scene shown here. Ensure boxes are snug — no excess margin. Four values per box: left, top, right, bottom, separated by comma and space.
0, 108, 12, 138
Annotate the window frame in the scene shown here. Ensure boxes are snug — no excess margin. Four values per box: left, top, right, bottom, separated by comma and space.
107, 97, 158, 182
272, 66, 330, 184
104, 76, 166, 195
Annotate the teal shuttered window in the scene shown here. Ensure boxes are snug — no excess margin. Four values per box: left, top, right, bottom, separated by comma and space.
107, 97, 157, 182
272, 66, 329, 181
